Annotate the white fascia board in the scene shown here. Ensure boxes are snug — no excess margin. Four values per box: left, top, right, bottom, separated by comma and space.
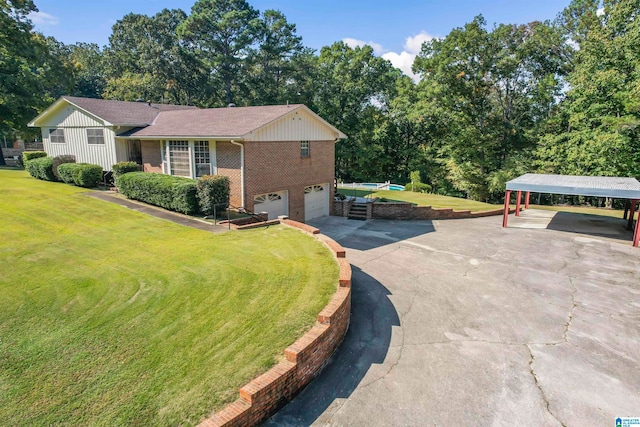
27, 97, 113, 127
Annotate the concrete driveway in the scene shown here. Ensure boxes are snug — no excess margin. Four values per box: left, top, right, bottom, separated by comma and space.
266, 211, 640, 426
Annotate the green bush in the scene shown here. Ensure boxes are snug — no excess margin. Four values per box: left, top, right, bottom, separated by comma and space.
52, 155, 76, 180
117, 172, 198, 214
57, 163, 104, 187
196, 175, 230, 215
57, 163, 76, 184
25, 157, 56, 181
22, 151, 47, 162
112, 161, 141, 180
405, 182, 432, 193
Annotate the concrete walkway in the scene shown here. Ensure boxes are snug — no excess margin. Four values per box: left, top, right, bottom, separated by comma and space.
267, 213, 640, 426
87, 191, 229, 234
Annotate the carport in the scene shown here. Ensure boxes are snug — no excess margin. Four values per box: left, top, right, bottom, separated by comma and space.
503, 173, 640, 247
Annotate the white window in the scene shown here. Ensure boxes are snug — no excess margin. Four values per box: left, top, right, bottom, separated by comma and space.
50, 128, 65, 143
168, 140, 190, 177
301, 141, 310, 158
194, 141, 211, 177
87, 128, 105, 144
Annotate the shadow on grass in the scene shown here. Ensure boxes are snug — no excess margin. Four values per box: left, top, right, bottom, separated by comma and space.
264, 266, 399, 427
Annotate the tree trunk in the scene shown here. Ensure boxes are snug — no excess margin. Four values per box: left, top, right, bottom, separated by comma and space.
0, 145, 6, 166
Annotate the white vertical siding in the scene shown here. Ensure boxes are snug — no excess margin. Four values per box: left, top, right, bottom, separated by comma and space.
115, 139, 129, 164
43, 127, 117, 171
40, 105, 104, 128
247, 109, 338, 142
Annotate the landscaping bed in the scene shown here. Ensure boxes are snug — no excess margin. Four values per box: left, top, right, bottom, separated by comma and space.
0, 169, 338, 426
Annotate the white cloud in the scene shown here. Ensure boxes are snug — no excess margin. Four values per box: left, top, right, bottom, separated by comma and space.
29, 11, 59, 26
342, 31, 436, 82
382, 51, 419, 81
342, 38, 386, 55
596, 7, 605, 16
383, 31, 436, 82
404, 31, 435, 55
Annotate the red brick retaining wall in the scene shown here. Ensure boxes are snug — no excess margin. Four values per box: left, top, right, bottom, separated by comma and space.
198, 219, 351, 427
333, 200, 513, 220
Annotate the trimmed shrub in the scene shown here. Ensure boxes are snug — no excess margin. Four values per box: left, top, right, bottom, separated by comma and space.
57, 163, 104, 187
52, 155, 76, 180
57, 163, 76, 184
25, 157, 56, 181
117, 172, 198, 215
112, 161, 141, 180
74, 164, 103, 188
405, 182, 432, 193
22, 151, 47, 162
196, 175, 230, 215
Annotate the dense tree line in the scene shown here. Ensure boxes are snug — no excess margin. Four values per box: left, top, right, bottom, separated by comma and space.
2, 0, 638, 202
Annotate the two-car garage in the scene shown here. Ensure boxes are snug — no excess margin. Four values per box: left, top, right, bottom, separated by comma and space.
253, 182, 330, 222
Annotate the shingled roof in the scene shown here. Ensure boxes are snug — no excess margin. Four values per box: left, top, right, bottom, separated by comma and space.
62, 96, 197, 125
29, 96, 346, 139
124, 104, 308, 138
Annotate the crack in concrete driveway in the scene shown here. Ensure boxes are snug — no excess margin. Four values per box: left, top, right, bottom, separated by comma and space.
266, 215, 640, 427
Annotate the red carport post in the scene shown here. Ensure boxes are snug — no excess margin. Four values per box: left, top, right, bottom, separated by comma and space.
502, 190, 511, 228
515, 191, 522, 216
634, 216, 640, 247
627, 200, 637, 231
525, 192, 530, 209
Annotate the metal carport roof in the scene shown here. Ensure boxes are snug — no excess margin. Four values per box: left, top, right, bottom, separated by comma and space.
502, 173, 640, 247
506, 173, 640, 199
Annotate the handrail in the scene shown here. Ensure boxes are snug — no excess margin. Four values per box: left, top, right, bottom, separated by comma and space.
209, 203, 269, 229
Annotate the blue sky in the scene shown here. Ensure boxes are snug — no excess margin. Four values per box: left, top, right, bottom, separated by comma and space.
30, 0, 571, 79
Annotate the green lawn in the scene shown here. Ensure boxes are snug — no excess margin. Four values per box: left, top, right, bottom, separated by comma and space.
337, 186, 627, 218
0, 169, 337, 426
528, 204, 625, 218
337, 187, 501, 211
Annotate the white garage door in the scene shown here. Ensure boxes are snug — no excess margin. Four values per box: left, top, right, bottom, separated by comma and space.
305, 183, 329, 222
254, 191, 288, 220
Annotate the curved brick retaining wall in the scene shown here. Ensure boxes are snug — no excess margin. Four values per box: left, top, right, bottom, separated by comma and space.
198, 219, 352, 427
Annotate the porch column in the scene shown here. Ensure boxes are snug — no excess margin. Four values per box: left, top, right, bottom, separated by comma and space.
525, 192, 530, 209
627, 200, 637, 231
515, 191, 522, 217
502, 190, 511, 228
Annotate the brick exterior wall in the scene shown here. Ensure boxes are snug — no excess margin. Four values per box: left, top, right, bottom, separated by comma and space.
216, 142, 243, 208
141, 140, 162, 173
244, 140, 335, 222
198, 219, 351, 427
137, 139, 336, 221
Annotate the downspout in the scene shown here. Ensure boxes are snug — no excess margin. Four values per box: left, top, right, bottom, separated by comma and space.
230, 140, 245, 208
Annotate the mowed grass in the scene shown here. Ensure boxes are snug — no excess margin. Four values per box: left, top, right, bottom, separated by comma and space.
529, 204, 625, 218
337, 187, 501, 211
0, 169, 337, 426
338, 186, 627, 219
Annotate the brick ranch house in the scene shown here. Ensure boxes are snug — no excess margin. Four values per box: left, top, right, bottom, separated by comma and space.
28, 96, 346, 222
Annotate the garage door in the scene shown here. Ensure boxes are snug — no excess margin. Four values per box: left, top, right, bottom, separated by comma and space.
254, 191, 288, 220
305, 183, 329, 222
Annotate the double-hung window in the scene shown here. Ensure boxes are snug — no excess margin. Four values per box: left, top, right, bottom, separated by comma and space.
167, 140, 191, 177
87, 128, 105, 144
194, 141, 211, 177
301, 141, 310, 158
50, 128, 65, 143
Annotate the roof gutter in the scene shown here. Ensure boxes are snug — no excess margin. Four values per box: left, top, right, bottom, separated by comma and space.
230, 140, 245, 208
